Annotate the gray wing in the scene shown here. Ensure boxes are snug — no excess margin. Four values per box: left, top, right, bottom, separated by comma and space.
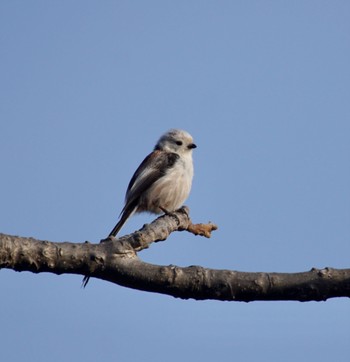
123, 150, 179, 211
108, 150, 179, 237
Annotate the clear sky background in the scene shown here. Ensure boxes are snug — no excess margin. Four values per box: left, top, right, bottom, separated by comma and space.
1, 1, 349, 361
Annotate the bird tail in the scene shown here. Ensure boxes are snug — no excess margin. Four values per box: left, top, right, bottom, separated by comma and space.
109, 206, 135, 237
82, 275, 90, 288
82, 205, 136, 288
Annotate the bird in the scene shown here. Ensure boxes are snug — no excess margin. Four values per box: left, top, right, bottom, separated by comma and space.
82, 129, 196, 287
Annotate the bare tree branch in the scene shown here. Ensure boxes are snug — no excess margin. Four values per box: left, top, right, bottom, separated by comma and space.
1, 207, 349, 301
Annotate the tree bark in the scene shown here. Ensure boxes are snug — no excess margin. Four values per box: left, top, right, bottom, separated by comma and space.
1, 207, 349, 302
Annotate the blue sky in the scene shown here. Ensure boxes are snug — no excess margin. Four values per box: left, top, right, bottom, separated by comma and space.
1, 1, 349, 361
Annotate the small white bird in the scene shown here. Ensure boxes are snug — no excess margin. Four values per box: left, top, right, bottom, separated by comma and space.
83, 129, 196, 287
109, 129, 197, 236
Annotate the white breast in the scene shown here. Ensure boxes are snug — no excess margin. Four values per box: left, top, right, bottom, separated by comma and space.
139, 153, 194, 213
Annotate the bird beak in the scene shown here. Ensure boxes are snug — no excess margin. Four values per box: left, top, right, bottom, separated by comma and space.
188, 143, 197, 149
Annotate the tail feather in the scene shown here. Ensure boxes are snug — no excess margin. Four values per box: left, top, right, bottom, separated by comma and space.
82, 205, 136, 288
82, 275, 90, 288
109, 205, 135, 237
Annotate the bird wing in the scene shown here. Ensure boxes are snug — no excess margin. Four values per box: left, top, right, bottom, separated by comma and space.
122, 150, 179, 212
108, 150, 179, 237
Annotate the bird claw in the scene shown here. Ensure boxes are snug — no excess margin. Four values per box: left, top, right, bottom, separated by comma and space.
159, 206, 170, 214
159, 206, 182, 226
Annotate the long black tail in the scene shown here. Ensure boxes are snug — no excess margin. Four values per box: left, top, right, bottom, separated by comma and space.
82, 205, 135, 288
108, 205, 135, 237
82, 275, 90, 288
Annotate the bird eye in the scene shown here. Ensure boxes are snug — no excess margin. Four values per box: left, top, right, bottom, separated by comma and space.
175, 140, 183, 146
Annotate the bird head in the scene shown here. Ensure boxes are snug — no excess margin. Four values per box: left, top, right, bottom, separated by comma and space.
155, 129, 197, 155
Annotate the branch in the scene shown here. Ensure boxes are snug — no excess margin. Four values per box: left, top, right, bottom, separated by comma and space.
1, 207, 349, 301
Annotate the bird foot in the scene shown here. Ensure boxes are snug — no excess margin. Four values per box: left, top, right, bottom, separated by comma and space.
159, 206, 182, 225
